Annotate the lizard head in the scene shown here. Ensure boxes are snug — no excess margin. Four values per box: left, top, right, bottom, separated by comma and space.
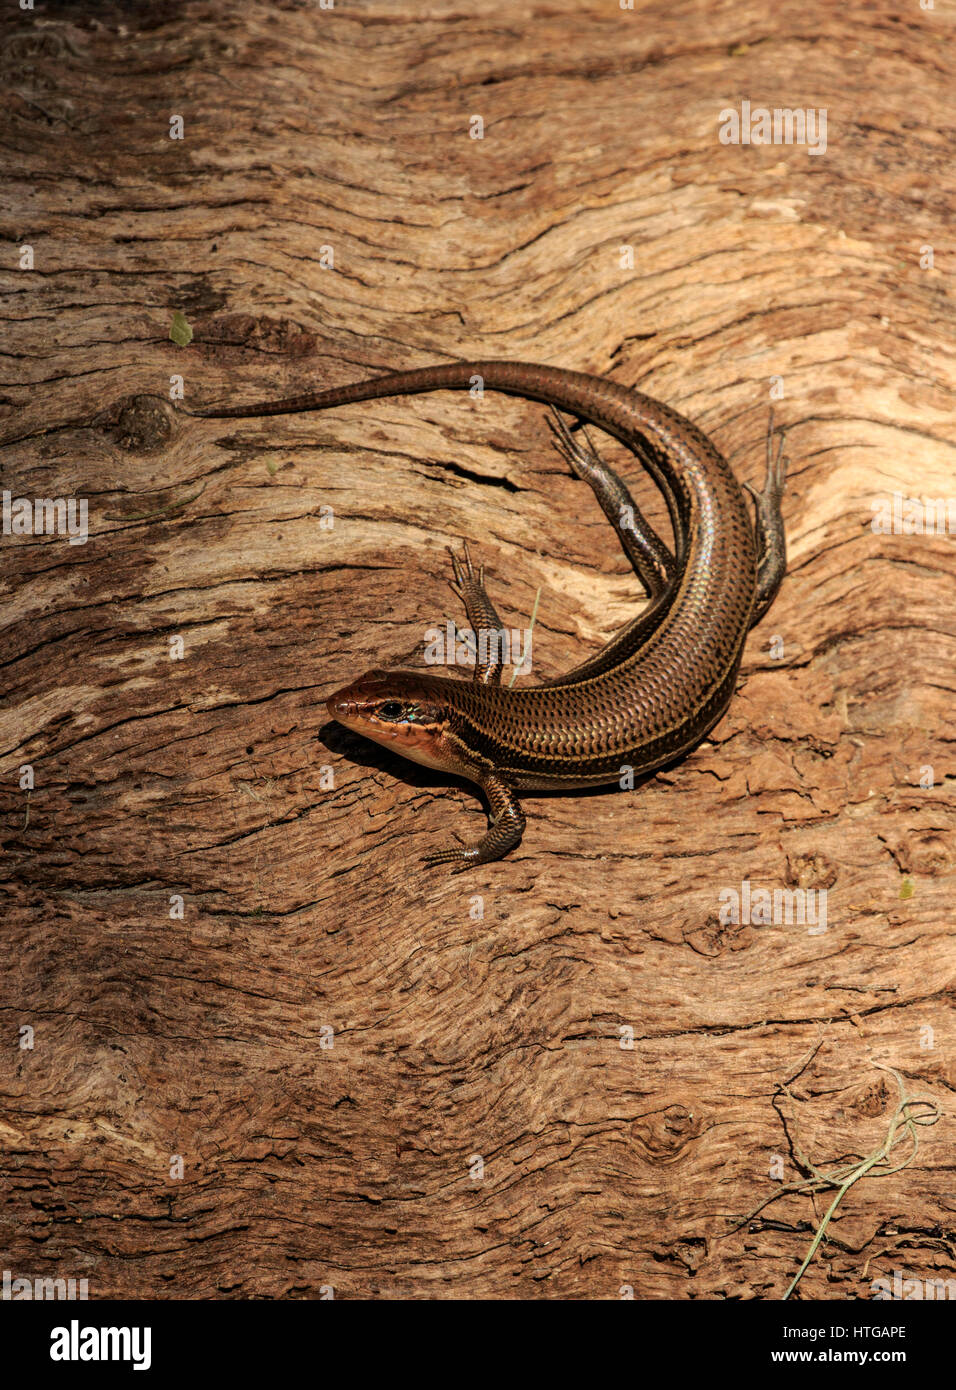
325, 669, 458, 772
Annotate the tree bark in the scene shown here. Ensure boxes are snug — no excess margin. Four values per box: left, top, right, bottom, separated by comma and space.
1, 0, 953, 1300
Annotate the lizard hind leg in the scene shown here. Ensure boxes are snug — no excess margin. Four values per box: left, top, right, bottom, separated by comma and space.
546, 406, 675, 599
743, 409, 789, 626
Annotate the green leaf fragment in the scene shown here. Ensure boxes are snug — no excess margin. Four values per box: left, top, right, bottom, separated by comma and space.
170, 311, 193, 347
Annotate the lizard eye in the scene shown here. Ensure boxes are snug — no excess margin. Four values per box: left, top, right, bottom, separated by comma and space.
378, 701, 405, 720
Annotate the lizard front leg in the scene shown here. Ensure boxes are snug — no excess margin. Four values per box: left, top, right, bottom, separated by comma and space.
446, 541, 511, 685
421, 767, 526, 869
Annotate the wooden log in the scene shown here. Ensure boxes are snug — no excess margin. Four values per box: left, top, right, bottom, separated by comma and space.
1, 0, 952, 1300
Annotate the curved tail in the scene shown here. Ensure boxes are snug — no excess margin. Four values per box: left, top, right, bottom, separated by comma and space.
193, 359, 706, 560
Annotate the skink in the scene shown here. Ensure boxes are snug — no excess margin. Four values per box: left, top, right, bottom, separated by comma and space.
197, 361, 787, 867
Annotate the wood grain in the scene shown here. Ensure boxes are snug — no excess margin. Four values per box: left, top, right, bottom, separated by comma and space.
1, 0, 953, 1300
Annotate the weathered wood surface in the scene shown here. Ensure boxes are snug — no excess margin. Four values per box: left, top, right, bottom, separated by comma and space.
1, 0, 953, 1300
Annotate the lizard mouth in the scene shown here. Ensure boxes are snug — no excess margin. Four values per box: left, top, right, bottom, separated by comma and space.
325, 670, 391, 724
326, 691, 357, 721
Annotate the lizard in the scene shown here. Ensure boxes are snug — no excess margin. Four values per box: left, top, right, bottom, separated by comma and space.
196, 361, 787, 868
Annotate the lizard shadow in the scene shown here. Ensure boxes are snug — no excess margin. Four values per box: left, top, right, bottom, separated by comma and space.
319, 719, 671, 802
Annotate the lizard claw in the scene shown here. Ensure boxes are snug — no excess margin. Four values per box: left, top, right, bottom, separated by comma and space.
446, 541, 484, 599
422, 844, 478, 869
546, 404, 602, 481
